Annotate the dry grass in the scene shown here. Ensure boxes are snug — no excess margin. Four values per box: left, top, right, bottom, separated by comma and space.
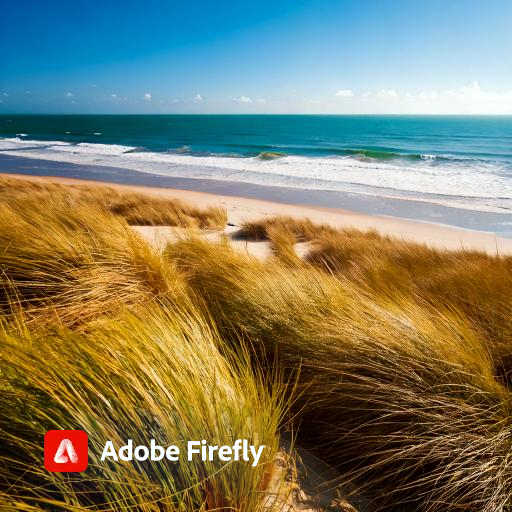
236, 216, 337, 263
0, 201, 183, 327
1, 305, 288, 511
0, 192, 293, 512
237, 216, 336, 242
238, 216, 512, 387
0, 176, 227, 228
2, 187, 512, 512
167, 237, 512, 511
305, 228, 512, 387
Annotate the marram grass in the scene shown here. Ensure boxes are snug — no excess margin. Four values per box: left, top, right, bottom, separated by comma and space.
167, 237, 512, 512
0, 201, 183, 326
2, 185, 512, 511
1, 305, 289, 511
0, 176, 227, 229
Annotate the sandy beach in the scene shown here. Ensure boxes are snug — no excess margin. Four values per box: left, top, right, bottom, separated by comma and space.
3, 171, 511, 256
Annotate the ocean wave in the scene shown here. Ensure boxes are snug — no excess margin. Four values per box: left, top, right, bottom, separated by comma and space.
256, 151, 287, 160
0, 137, 510, 213
222, 143, 495, 165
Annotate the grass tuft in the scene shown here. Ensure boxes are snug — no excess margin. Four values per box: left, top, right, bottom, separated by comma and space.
168, 237, 512, 511
1, 305, 288, 511
0, 176, 227, 228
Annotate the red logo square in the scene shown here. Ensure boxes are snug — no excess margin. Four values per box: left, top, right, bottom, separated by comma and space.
44, 430, 88, 472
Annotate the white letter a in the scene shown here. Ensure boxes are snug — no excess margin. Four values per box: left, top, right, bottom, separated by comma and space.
54, 438, 79, 463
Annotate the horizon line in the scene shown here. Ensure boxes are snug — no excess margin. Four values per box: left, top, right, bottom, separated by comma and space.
1, 112, 512, 117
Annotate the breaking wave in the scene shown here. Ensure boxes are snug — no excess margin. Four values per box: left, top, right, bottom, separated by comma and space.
0, 136, 510, 213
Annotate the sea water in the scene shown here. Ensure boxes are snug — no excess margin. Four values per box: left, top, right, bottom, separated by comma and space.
1, 114, 510, 218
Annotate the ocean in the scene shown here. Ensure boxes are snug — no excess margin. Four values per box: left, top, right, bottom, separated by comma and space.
1, 115, 511, 233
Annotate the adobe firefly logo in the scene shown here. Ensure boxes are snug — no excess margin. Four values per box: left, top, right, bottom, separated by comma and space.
44, 430, 88, 472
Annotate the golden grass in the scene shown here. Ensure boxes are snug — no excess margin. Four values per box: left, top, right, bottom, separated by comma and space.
1, 305, 288, 511
167, 237, 512, 511
305, 227, 512, 387
239, 216, 512, 386
0, 201, 183, 327
2, 191, 512, 511
0, 176, 227, 228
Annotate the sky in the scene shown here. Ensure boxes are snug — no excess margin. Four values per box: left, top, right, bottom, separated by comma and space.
1, 0, 511, 114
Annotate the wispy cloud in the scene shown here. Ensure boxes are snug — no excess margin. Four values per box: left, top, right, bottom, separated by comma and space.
335, 89, 354, 97
66, 92, 73, 97
144, 93, 152, 100
233, 95, 252, 103
452, 81, 481, 95
419, 91, 438, 100
2, 92, 8, 97
193, 93, 202, 103
363, 82, 512, 114
111, 93, 118, 98
376, 89, 398, 98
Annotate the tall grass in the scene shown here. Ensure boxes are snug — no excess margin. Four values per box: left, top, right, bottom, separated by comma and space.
305, 227, 512, 387
1, 304, 288, 511
2, 184, 512, 512
167, 237, 512, 511
0, 176, 227, 228
0, 201, 183, 326
239, 216, 512, 386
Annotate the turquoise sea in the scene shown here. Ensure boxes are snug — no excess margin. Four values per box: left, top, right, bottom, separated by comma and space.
0, 115, 511, 233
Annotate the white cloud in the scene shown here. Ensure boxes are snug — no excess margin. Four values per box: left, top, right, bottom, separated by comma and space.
335, 89, 354, 97
66, 92, 73, 97
111, 93, 118, 98
144, 93, 152, 100
453, 81, 481, 95
418, 91, 438, 100
233, 95, 252, 103
368, 82, 512, 114
255, 98, 266, 104
193, 93, 202, 103
376, 89, 398, 98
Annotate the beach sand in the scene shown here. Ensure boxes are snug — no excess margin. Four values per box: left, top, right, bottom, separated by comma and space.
3, 172, 512, 256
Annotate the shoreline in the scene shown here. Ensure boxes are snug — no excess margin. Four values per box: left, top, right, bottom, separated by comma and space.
2, 170, 512, 255
0, 153, 511, 238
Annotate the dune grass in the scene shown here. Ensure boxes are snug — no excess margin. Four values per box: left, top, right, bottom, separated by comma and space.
1, 305, 288, 511
167, 237, 512, 511
2, 188, 512, 511
239, 216, 512, 387
0, 176, 227, 228
305, 226, 512, 387
0, 201, 183, 327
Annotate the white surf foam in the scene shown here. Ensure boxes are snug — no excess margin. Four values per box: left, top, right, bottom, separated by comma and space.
0, 137, 510, 213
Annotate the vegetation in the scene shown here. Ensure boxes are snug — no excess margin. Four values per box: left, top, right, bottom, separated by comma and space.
0, 201, 182, 326
0, 176, 227, 228
1, 183, 511, 511
1, 306, 288, 511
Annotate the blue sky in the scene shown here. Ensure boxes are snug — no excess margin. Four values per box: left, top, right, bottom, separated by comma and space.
1, 0, 511, 114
